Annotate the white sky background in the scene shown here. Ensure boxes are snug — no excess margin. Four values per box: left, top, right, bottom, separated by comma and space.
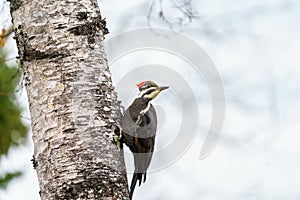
1, 0, 300, 199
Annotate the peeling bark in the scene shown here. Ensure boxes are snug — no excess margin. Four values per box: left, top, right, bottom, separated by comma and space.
9, 0, 129, 199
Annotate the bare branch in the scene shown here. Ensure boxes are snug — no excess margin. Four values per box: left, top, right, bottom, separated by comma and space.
147, 0, 199, 29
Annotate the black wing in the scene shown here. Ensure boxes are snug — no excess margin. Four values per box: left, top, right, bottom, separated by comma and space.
120, 104, 157, 199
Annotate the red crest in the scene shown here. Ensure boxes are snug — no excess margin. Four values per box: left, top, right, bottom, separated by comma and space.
136, 81, 146, 88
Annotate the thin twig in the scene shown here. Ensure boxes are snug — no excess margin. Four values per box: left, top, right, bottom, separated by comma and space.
147, 0, 198, 29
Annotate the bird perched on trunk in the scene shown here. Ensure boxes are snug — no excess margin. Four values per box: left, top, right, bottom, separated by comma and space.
119, 81, 169, 199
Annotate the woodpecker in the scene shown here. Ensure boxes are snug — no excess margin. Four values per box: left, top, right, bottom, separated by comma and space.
119, 81, 169, 199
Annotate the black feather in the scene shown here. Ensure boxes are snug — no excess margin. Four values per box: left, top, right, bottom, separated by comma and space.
120, 101, 157, 199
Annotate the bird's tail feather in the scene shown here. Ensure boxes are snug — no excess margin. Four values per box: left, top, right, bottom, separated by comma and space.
129, 172, 143, 199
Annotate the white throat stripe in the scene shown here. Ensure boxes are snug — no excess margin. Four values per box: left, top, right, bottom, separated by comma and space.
138, 87, 157, 97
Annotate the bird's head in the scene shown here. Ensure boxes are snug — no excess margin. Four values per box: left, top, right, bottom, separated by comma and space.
137, 81, 169, 100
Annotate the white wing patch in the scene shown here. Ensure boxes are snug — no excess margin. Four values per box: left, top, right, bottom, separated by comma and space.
136, 103, 151, 125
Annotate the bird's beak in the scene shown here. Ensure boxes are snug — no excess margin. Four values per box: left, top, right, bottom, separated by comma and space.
158, 86, 169, 91
145, 85, 169, 99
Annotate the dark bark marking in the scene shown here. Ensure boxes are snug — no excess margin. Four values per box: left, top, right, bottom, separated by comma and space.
31, 155, 38, 169
23, 47, 70, 61
68, 16, 109, 43
100, 17, 109, 36
13, 26, 70, 62
62, 127, 76, 134
54, 24, 67, 30
68, 22, 96, 36
8, 0, 23, 13
76, 12, 88, 21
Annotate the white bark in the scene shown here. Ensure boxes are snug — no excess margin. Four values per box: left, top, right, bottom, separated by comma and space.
10, 0, 129, 199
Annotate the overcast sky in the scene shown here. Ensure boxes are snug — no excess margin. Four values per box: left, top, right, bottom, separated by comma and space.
1, 0, 300, 199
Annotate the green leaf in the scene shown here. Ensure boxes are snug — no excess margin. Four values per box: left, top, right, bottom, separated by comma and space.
0, 171, 22, 189
0, 48, 28, 190
0, 49, 28, 155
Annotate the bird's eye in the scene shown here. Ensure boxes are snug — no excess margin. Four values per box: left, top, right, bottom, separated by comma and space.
142, 85, 150, 90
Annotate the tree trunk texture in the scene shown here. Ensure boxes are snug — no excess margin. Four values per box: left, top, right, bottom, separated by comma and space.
9, 0, 129, 199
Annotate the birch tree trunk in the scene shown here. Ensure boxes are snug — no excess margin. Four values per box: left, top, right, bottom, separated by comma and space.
9, 0, 129, 199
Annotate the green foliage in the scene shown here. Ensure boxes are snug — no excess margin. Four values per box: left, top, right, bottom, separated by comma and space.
0, 172, 22, 189
0, 49, 28, 189
0, 50, 27, 154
